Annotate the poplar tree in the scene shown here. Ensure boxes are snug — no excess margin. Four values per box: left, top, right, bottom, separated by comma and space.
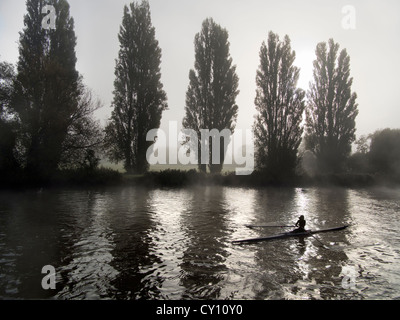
12, 0, 98, 180
305, 39, 358, 173
183, 18, 239, 173
105, 0, 167, 174
253, 32, 305, 179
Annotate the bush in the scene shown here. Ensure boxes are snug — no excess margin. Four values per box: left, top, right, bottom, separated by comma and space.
51, 167, 122, 187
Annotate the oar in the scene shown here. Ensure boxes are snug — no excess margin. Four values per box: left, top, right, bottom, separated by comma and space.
246, 225, 295, 229
309, 234, 330, 250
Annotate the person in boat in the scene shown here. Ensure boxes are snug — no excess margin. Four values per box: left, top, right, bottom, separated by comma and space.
293, 215, 306, 233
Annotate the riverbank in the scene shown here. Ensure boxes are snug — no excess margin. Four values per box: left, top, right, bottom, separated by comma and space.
0, 167, 123, 190
121, 169, 399, 189
1, 167, 398, 190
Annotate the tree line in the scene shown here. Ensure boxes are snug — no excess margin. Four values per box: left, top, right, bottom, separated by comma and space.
0, 0, 399, 187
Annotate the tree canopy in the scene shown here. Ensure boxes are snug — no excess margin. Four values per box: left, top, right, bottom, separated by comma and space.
253, 31, 305, 179
4, 0, 102, 183
183, 18, 239, 173
105, 0, 167, 174
305, 39, 358, 173
369, 128, 400, 175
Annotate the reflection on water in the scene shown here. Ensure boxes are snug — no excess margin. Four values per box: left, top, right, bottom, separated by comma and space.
179, 187, 231, 299
56, 191, 119, 299
0, 185, 399, 299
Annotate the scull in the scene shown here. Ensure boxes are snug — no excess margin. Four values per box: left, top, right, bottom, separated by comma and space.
232, 225, 348, 244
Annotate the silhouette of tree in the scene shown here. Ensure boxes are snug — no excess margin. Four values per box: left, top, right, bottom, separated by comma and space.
0, 60, 19, 175
348, 134, 371, 174
355, 135, 370, 154
369, 128, 400, 175
305, 39, 358, 173
104, 0, 167, 174
58, 88, 103, 169
11, 0, 100, 181
253, 32, 305, 179
183, 18, 239, 174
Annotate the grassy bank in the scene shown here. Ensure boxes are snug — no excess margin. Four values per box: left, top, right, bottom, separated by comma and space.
1, 167, 398, 190
121, 170, 395, 188
51, 167, 123, 187
0, 167, 123, 190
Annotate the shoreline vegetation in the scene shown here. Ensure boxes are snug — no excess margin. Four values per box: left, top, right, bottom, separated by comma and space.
127, 169, 399, 188
1, 167, 399, 191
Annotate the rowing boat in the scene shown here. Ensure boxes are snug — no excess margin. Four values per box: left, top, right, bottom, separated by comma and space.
232, 225, 348, 244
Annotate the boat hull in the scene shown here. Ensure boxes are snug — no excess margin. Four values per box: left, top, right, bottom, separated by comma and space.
232, 225, 348, 244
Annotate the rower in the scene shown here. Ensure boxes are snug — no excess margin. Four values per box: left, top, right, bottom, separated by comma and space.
293, 215, 306, 233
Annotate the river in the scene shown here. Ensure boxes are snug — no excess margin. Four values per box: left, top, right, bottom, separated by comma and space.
0, 185, 399, 300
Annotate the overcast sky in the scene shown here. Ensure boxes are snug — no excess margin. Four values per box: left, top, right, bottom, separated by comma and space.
1, 0, 399, 138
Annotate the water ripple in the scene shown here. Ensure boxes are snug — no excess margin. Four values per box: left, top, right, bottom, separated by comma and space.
0, 186, 400, 299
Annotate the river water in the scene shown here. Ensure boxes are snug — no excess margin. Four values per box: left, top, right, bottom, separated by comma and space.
0, 185, 399, 300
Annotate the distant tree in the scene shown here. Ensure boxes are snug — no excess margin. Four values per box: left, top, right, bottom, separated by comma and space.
183, 18, 239, 173
369, 128, 400, 175
305, 39, 358, 173
355, 135, 371, 154
0, 60, 15, 115
58, 88, 104, 170
11, 0, 101, 181
348, 134, 372, 173
104, 0, 167, 174
0, 60, 19, 175
80, 149, 100, 172
253, 32, 305, 179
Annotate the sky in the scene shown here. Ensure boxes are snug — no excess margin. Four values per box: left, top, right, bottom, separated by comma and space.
1, 0, 400, 139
